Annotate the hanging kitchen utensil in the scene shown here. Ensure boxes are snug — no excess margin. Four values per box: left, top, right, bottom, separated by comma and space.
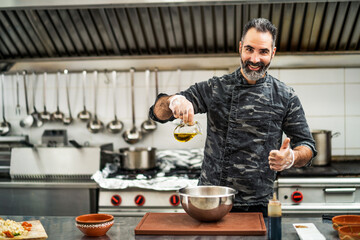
173, 68, 182, 125
87, 71, 104, 133
63, 69, 73, 125
122, 68, 142, 144
51, 71, 65, 122
30, 72, 43, 127
0, 74, 11, 136
141, 69, 157, 133
40, 72, 51, 122
19, 71, 34, 128
106, 70, 123, 134
15, 72, 21, 115
78, 70, 92, 122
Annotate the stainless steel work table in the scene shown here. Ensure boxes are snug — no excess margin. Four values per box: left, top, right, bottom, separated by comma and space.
0, 180, 98, 216
0, 215, 339, 240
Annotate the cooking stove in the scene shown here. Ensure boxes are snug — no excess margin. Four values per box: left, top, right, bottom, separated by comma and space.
277, 160, 360, 217
97, 166, 201, 217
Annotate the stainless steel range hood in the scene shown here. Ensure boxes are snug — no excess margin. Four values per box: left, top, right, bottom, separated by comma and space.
0, 0, 359, 64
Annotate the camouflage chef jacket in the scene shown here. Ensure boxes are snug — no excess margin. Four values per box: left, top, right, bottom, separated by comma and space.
149, 68, 317, 207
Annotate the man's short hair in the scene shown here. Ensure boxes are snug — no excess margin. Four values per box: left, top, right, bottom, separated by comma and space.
241, 18, 277, 49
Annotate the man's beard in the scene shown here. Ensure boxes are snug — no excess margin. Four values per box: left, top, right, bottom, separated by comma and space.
240, 53, 271, 82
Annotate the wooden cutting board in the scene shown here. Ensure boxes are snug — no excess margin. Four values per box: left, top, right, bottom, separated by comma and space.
0, 220, 48, 240
135, 212, 266, 235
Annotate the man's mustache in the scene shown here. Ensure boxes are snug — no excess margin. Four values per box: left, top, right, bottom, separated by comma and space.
244, 60, 265, 70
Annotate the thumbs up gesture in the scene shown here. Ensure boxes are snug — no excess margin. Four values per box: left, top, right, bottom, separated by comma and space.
268, 137, 295, 171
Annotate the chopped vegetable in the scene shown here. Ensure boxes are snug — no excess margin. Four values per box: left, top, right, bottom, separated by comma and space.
2, 230, 14, 238
0, 218, 29, 238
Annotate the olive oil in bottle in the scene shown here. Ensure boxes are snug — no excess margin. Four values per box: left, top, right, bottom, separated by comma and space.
268, 192, 282, 240
174, 133, 197, 142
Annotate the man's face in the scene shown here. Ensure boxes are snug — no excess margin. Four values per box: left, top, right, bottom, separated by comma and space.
239, 28, 276, 83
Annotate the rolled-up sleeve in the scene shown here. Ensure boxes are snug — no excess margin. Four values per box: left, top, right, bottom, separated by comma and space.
149, 93, 175, 123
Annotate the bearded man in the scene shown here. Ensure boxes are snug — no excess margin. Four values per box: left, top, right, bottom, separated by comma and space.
149, 18, 316, 217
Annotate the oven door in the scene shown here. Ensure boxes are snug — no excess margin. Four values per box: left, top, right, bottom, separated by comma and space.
277, 178, 360, 217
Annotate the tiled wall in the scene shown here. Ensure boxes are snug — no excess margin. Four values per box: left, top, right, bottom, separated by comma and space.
2, 67, 359, 155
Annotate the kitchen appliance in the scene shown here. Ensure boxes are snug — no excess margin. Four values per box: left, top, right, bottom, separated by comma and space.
0, 146, 100, 216
97, 149, 203, 216
0, 135, 29, 178
311, 130, 340, 166
41, 129, 67, 147
277, 160, 360, 217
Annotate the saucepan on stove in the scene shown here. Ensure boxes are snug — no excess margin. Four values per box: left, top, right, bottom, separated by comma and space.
311, 130, 340, 166
101, 147, 157, 170
119, 147, 157, 170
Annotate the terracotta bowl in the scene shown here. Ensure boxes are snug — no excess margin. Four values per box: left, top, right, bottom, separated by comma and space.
332, 215, 360, 231
338, 226, 360, 240
75, 214, 114, 237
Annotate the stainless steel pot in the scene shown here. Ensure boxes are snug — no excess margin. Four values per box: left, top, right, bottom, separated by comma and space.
311, 130, 340, 166
119, 147, 156, 170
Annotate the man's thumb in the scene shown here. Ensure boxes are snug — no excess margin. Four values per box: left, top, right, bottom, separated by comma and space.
280, 137, 290, 150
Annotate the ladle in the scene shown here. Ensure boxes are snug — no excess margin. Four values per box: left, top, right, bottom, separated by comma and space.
0, 74, 11, 136
122, 68, 142, 144
51, 71, 65, 122
172, 68, 182, 125
141, 69, 157, 133
77, 70, 92, 121
15, 72, 21, 115
106, 71, 123, 134
40, 72, 51, 122
30, 72, 43, 127
63, 69, 73, 125
19, 71, 34, 128
87, 71, 104, 133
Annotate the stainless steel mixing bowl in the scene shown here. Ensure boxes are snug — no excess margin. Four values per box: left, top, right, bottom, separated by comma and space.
178, 186, 237, 222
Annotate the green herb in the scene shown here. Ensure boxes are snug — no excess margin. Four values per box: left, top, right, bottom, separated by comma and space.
13, 232, 21, 236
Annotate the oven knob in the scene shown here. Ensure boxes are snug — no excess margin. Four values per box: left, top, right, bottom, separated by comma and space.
291, 191, 303, 203
111, 194, 121, 206
169, 195, 180, 206
135, 195, 145, 206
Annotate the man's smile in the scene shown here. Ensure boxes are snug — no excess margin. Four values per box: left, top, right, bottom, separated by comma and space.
248, 64, 261, 71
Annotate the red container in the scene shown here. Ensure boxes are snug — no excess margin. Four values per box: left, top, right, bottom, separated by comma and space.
338, 226, 360, 240
75, 214, 114, 237
332, 215, 360, 231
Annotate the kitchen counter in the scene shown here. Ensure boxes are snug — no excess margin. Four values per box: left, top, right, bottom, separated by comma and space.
0, 215, 339, 240
0, 180, 98, 216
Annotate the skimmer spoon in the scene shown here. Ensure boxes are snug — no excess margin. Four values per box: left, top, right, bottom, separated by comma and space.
19, 71, 34, 128
30, 72, 43, 127
15, 72, 21, 115
63, 69, 73, 125
141, 69, 157, 133
0, 74, 11, 136
106, 70, 123, 134
87, 71, 104, 133
122, 68, 142, 144
78, 70, 92, 122
40, 72, 51, 122
51, 71, 65, 122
